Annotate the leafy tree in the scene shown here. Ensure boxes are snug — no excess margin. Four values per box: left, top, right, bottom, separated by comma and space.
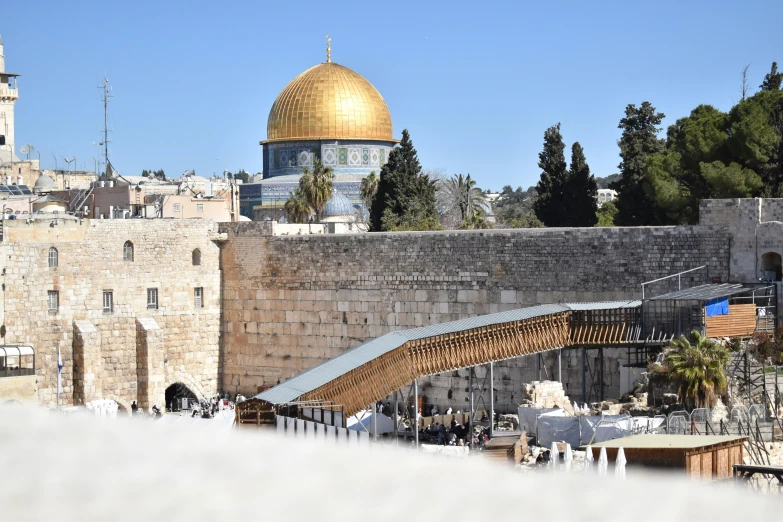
360, 171, 378, 211
644, 104, 762, 223
760, 61, 783, 92
459, 208, 492, 230
596, 201, 618, 227
493, 185, 540, 228
233, 170, 251, 183
283, 187, 311, 223
611, 102, 665, 226
595, 173, 620, 189
566, 142, 598, 226
437, 173, 489, 228
300, 159, 334, 222
533, 123, 569, 227
663, 331, 730, 409
644, 91, 782, 222
370, 129, 441, 231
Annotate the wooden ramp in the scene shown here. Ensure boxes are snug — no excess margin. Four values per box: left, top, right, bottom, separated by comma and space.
258, 301, 644, 417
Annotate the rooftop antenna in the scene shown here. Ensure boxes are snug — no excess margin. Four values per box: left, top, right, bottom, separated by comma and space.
98, 77, 113, 177
326, 34, 331, 63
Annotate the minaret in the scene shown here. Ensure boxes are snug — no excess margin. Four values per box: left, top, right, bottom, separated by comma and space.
0, 34, 20, 161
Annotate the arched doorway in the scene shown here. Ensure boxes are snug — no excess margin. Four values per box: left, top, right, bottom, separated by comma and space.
761, 252, 782, 281
165, 383, 198, 412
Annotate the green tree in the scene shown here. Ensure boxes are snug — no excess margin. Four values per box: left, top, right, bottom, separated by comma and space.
596, 201, 618, 227
438, 173, 489, 227
234, 170, 251, 183
533, 123, 569, 227
370, 129, 441, 231
283, 187, 311, 223
760, 61, 783, 92
459, 208, 492, 230
300, 159, 335, 222
566, 142, 598, 226
611, 102, 665, 226
663, 331, 730, 409
643, 92, 781, 222
360, 171, 379, 212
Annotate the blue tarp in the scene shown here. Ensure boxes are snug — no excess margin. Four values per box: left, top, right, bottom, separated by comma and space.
705, 297, 729, 316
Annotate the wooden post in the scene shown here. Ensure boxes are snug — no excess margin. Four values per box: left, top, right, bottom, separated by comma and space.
489, 361, 494, 439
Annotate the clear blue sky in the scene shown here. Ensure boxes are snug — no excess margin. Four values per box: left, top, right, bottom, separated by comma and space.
3, 0, 782, 190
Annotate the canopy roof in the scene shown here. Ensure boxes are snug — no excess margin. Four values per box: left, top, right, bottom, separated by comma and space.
646, 284, 751, 302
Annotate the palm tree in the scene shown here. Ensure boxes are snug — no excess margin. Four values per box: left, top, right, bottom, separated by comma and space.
360, 171, 379, 211
300, 159, 335, 222
663, 330, 730, 408
437, 173, 489, 227
283, 187, 311, 223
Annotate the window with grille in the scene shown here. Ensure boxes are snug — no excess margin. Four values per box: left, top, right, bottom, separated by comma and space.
123, 241, 134, 262
173, 203, 181, 212
48, 290, 59, 312
147, 288, 158, 310
194, 287, 203, 308
197, 204, 204, 213
103, 290, 113, 313
48, 247, 58, 268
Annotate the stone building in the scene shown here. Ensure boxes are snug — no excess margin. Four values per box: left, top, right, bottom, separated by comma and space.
0, 33, 19, 166
0, 218, 222, 411
0, 197, 781, 410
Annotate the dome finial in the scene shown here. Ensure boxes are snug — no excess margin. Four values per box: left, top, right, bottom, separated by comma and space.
326, 34, 331, 63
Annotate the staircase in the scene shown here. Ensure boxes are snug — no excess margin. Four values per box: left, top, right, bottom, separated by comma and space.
69, 184, 94, 214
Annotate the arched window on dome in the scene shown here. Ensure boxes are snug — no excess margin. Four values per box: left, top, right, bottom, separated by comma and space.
192, 249, 201, 266
123, 241, 134, 262
48, 247, 58, 268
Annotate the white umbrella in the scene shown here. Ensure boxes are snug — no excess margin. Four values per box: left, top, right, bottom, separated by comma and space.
597, 447, 608, 477
615, 447, 627, 479
564, 443, 573, 471
584, 445, 594, 472
573, 401, 580, 414
550, 442, 560, 470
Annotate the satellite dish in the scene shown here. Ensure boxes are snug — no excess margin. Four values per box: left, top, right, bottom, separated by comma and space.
20, 144, 32, 155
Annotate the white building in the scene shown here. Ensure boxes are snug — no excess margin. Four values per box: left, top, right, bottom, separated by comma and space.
597, 189, 617, 204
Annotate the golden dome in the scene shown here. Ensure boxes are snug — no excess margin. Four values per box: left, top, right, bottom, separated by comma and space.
265, 61, 394, 143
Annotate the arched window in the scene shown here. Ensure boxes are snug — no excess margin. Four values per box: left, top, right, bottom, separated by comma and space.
192, 248, 201, 266
761, 252, 782, 281
48, 247, 58, 268
123, 241, 134, 262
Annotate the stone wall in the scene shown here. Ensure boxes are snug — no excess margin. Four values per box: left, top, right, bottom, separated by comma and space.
0, 219, 222, 408
219, 223, 731, 400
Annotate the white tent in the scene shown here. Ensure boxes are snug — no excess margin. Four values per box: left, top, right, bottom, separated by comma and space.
346, 410, 394, 436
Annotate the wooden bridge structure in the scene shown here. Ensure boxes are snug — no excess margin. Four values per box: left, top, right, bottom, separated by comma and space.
257, 302, 647, 418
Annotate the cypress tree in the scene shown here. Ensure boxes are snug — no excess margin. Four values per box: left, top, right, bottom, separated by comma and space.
760, 62, 783, 92
533, 123, 568, 227
612, 102, 665, 226
567, 142, 598, 227
369, 129, 440, 231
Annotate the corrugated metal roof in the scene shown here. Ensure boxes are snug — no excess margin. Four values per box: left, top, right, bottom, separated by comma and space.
591, 434, 745, 449
646, 284, 749, 302
256, 301, 642, 405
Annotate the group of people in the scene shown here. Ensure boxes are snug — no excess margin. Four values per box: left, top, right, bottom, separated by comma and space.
419, 419, 481, 446
129, 401, 162, 418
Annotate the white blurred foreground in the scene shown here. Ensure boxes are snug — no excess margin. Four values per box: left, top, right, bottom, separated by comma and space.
0, 408, 778, 521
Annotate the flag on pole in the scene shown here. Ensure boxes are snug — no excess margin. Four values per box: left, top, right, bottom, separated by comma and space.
57, 346, 63, 394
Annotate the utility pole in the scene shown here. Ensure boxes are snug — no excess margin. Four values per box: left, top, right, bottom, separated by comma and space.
98, 78, 113, 176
